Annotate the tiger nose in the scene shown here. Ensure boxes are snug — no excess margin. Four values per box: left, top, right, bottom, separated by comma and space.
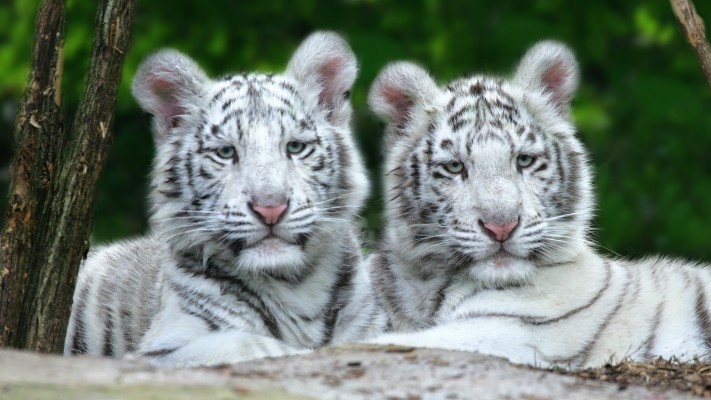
249, 203, 288, 226
479, 219, 519, 242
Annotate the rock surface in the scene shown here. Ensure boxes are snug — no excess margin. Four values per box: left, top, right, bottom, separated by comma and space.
0, 345, 696, 399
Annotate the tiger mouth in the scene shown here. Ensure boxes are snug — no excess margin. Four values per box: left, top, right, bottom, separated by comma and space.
487, 249, 524, 267
224, 235, 295, 254
491, 251, 514, 268
251, 236, 296, 250
492, 249, 510, 258
246, 232, 310, 249
250, 235, 297, 247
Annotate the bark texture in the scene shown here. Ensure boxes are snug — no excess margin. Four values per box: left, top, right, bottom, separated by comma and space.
671, 0, 711, 90
0, 0, 136, 352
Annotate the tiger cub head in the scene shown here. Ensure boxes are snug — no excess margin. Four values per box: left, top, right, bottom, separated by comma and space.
132, 32, 368, 275
369, 41, 593, 288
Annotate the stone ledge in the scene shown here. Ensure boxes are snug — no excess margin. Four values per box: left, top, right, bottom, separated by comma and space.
0, 345, 695, 399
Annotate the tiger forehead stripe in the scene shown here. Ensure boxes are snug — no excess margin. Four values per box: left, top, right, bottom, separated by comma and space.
440, 139, 453, 150
210, 75, 307, 113
207, 96, 307, 135
442, 84, 525, 136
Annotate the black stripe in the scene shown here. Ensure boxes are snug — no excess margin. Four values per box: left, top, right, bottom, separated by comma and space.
409, 152, 421, 213
319, 248, 357, 346
642, 302, 663, 359
103, 311, 114, 357
533, 163, 548, 173
277, 96, 296, 109
170, 280, 257, 332
447, 106, 468, 129
199, 264, 283, 340
474, 98, 487, 129
198, 166, 215, 180
695, 278, 711, 353
159, 189, 182, 199
286, 211, 313, 224
372, 252, 419, 329
526, 130, 536, 142
300, 147, 316, 159
184, 154, 197, 197
457, 260, 612, 324
142, 348, 177, 358
120, 306, 133, 352
565, 145, 582, 214
469, 82, 483, 95
182, 305, 220, 331
335, 134, 352, 197
279, 81, 298, 96
295, 232, 311, 249
228, 239, 246, 257
98, 280, 116, 356
173, 286, 227, 332
444, 96, 457, 112
210, 84, 231, 106
574, 263, 632, 367
264, 262, 316, 285
220, 111, 235, 127
221, 98, 235, 111
70, 282, 91, 355
532, 260, 613, 326
529, 262, 627, 367
430, 276, 455, 321
431, 171, 449, 180
311, 156, 326, 172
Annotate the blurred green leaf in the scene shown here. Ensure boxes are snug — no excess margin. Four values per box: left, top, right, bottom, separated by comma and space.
2, 0, 711, 262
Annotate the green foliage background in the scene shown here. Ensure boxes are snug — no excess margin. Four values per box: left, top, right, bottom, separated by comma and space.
1, 0, 711, 259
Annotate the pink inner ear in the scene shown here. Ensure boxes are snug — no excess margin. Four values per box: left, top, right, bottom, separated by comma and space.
541, 63, 568, 107
381, 84, 413, 127
151, 77, 185, 128
318, 58, 345, 108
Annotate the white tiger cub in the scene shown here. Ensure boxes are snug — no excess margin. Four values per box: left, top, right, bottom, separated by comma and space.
64, 32, 387, 366
366, 41, 711, 369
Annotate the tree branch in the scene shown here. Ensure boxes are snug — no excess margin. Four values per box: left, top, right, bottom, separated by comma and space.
671, 0, 711, 90
0, 0, 67, 352
0, 0, 136, 352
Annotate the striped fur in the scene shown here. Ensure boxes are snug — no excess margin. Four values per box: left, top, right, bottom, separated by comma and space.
64, 32, 387, 366
366, 41, 711, 369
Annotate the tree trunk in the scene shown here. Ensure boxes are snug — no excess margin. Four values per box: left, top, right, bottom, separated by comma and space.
671, 0, 711, 90
0, 0, 136, 353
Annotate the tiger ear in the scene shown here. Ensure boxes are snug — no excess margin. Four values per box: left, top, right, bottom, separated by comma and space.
368, 62, 440, 135
285, 31, 357, 128
513, 41, 579, 115
132, 49, 209, 142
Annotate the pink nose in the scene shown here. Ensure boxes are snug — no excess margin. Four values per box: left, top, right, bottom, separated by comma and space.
251, 204, 288, 226
481, 220, 518, 242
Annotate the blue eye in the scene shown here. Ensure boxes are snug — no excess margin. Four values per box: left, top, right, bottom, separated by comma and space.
286, 141, 306, 155
216, 146, 236, 159
517, 154, 535, 168
445, 161, 464, 174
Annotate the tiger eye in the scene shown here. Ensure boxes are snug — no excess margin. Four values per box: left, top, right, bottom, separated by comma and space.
216, 146, 236, 159
517, 154, 535, 168
286, 141, 307, 155
445, 161, 465, 174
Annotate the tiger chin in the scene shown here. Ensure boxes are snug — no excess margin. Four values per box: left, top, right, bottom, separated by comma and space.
469, 254, 536, 290
238, 239, 307, 271
366, 40, 711, 369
